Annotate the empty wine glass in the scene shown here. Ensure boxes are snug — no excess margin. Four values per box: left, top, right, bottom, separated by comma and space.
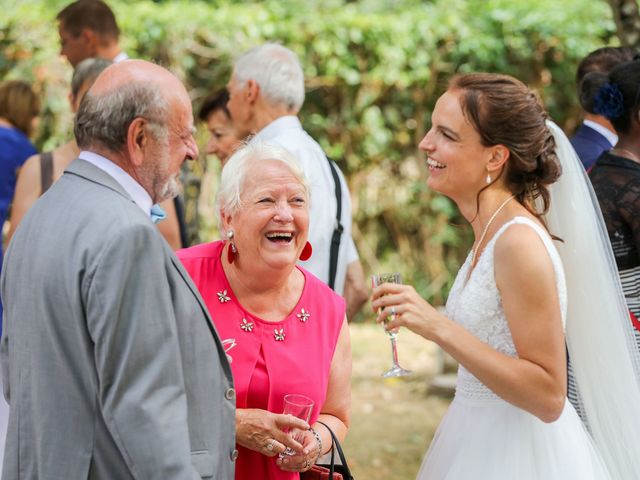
372, 273, 412, 378
280, 393, 314, 457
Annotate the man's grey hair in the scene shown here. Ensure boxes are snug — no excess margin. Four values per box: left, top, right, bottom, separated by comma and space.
74, 82, 168, 152
215, 140, 310, 234
233, 43, 305, 112
71, 58, 112, 98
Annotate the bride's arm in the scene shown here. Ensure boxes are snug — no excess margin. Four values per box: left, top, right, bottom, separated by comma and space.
488, 223, 566, 419
371, 224, 566, 423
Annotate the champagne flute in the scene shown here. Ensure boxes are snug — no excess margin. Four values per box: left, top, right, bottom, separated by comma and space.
280, 393, 314, 457
372, 273, 412, 378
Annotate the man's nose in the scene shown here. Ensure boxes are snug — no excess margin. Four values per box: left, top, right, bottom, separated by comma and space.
187, 135, 199, 160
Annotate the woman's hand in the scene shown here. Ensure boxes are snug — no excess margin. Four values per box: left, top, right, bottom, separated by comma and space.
236, 408, 310, 457
370, 282, 448, 342
276, 428, 320, 472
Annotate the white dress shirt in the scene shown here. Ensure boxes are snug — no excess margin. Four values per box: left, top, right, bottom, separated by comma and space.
583, 119, 618, 146
112, 52, 129, 63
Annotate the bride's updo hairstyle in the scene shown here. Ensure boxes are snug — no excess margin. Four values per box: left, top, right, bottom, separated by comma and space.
449, 73, 562, 219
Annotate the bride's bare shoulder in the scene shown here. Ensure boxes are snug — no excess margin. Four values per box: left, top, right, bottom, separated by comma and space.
494, 216, 557, 287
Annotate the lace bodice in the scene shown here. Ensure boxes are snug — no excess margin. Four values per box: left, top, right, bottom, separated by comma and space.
446, 216, 567, 401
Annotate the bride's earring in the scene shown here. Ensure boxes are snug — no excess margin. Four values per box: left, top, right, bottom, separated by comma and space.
486, 173, 492, 185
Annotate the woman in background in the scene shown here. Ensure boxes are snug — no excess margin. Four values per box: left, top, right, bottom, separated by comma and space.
590, 58, 640, 353
198, 89, 242, 166
0, 80, 39, 314
0, 80, 39, 251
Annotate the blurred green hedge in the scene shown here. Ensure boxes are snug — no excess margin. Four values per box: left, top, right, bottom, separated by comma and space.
1, 0, 616, 308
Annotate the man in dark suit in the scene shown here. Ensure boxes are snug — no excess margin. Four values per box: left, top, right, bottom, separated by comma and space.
1, 60, 236, 479
571, 47, 635, 170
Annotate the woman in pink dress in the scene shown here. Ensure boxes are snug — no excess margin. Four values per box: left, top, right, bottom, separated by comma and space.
177, 141, 351, 480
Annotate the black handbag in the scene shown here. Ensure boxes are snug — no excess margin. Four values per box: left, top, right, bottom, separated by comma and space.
301, 420, 354, 480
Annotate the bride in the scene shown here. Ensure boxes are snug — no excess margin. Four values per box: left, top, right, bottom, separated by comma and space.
371, 73, 640, 479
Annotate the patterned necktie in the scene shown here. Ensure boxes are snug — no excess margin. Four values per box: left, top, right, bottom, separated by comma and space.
150, 204, 167, 224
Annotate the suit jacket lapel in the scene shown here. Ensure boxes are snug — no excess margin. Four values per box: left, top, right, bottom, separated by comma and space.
169, 254, 233, 377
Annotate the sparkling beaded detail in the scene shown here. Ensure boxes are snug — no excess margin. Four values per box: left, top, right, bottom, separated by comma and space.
240, 318, 254, 332
217, 290, 231, 303
297, 308, 310, 323
448, 217, 567, 402
274, 328, 286, 342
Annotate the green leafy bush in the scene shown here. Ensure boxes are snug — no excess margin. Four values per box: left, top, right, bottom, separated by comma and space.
1, 0, 616, 309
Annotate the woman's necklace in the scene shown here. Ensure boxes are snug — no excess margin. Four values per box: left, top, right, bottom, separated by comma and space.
470, 194, 516, 266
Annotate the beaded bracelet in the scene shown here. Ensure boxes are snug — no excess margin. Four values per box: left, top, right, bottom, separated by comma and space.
309, 427, 323, 461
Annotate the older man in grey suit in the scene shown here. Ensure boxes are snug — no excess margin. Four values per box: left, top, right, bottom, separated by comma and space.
0, 60, 236, 479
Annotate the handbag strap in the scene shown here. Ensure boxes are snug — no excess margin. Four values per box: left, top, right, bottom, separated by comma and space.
316, 420, 353, 479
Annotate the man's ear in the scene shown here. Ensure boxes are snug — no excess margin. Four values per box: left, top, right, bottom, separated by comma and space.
82, 28, 98, 49
246, 79, 260, 105
486, 144, 510, 174
126, 118, 148, 167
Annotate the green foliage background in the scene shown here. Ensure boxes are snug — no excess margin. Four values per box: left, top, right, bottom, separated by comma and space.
2, 0, 616, 312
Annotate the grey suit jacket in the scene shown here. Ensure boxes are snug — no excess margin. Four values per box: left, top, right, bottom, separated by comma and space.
0, 159, 236, 479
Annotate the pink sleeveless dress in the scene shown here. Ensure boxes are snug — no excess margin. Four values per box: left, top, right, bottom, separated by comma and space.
177, 241, 346, 480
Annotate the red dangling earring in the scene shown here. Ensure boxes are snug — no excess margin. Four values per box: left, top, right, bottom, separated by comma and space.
227, 230, 237, 264
299, 241, 312, 261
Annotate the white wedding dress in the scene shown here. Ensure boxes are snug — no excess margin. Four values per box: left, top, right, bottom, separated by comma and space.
417, 216, 611, 480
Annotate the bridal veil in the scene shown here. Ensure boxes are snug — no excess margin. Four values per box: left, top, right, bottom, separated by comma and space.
545, 121, 640, 479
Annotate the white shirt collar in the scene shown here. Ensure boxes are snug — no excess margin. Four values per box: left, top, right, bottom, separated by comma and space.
111, 52, 129, 63
78, 151, 152, 215
583, 119, 618, 146
253, 115, 302, 142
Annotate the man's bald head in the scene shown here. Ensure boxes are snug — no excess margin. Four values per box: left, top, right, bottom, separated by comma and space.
74, 59, 198, 203
75, 60, 187, 152
90, 60, 187, 100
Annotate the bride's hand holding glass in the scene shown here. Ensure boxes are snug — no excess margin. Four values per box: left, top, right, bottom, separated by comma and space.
371, 281, 447, 343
